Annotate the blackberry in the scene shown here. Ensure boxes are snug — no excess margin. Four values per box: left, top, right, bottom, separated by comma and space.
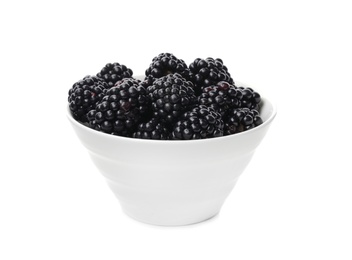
68, 75, 108, 122
114, 77, 141, 87
145, 53, 191, 81
147, 73, 197, 125
198, 81, 242, 116
171, 105, 224, 140
189, 57, 234, 93
87, 78, 150, 136
97, 62, 133, 88
140, 74, 155, 89
132, 118, 169, 140
237, 86, 261, 111
224, 108, 263, 135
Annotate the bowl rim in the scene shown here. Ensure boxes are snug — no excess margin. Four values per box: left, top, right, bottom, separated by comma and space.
67, 96, 276, 144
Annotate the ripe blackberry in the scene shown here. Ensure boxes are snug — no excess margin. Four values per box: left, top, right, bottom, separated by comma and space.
145, 53, 191, 81
115, 77, 141, 87
189, 57, 234, 93
171, 105, 224, 140
147, 73, 197, 125
237, 86, 261, 111
87, 78, 150, 136
97, 62, 133, 87
198, 81, 243, 116
140, 74, 155, 89
132, 118, 169, 140
224, 108, 263, 135
68, 75, 108, 122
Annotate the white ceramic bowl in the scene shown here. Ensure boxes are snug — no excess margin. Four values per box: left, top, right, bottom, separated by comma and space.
67, 80, 276, 226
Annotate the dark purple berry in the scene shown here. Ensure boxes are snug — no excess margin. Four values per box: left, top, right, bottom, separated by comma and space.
87, 78, 150, 136
147, 73, 197, 126
68, 75, 108, 122
198, 81, 242, 116
237, 86, 261, 111
97, 62, 133, 88
132, 118, 169, 140
171, 105, 224, 140
145, 53, 191, 81
189, 57, 234, 94
224, 108, 263, 135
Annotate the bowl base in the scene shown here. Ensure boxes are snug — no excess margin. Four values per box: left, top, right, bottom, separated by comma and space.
122, 206, 221, 227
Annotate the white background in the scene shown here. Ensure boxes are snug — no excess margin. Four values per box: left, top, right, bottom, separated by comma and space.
1, 0, 351, 259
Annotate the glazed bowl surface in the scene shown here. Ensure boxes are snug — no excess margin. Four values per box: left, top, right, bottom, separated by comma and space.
67, 80, 276, 226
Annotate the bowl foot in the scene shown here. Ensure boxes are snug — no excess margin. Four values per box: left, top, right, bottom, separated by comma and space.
119, 200, 224, 226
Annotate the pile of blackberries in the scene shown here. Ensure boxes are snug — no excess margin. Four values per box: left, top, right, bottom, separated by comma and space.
68, 53, 263, 140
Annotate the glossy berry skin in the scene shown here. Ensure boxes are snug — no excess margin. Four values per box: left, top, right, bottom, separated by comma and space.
68, 75, 108, 122
140, 75, 155, 89
198, 81, 243, 116
114, 77, 141, 87
237, 86, 261, 111
224, 107, 263, 135
189, 57, 234, 94
145, 53, 191, 81
87, 79, 150, 136
69, 55, 265, 139
97, 62, 133, 88
132, 118, 169, 140
147, 73, 197, 126
171, 105, 224, 140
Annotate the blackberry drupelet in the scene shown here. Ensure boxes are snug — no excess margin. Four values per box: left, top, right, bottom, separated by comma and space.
224, 108, 263, 135
87, 78, 150, 136
140, 75, 155, 89
132, 118, 169, 140
114, 77, 141, 87
237, 86, 261, 111
145, 53, 191, 81
147, 73, 197, 125
198, 81, 243, 116
68, 75, 108, 122
97, 62, 133, 88
171, 105, 224, 140
189, 57, 234, 93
